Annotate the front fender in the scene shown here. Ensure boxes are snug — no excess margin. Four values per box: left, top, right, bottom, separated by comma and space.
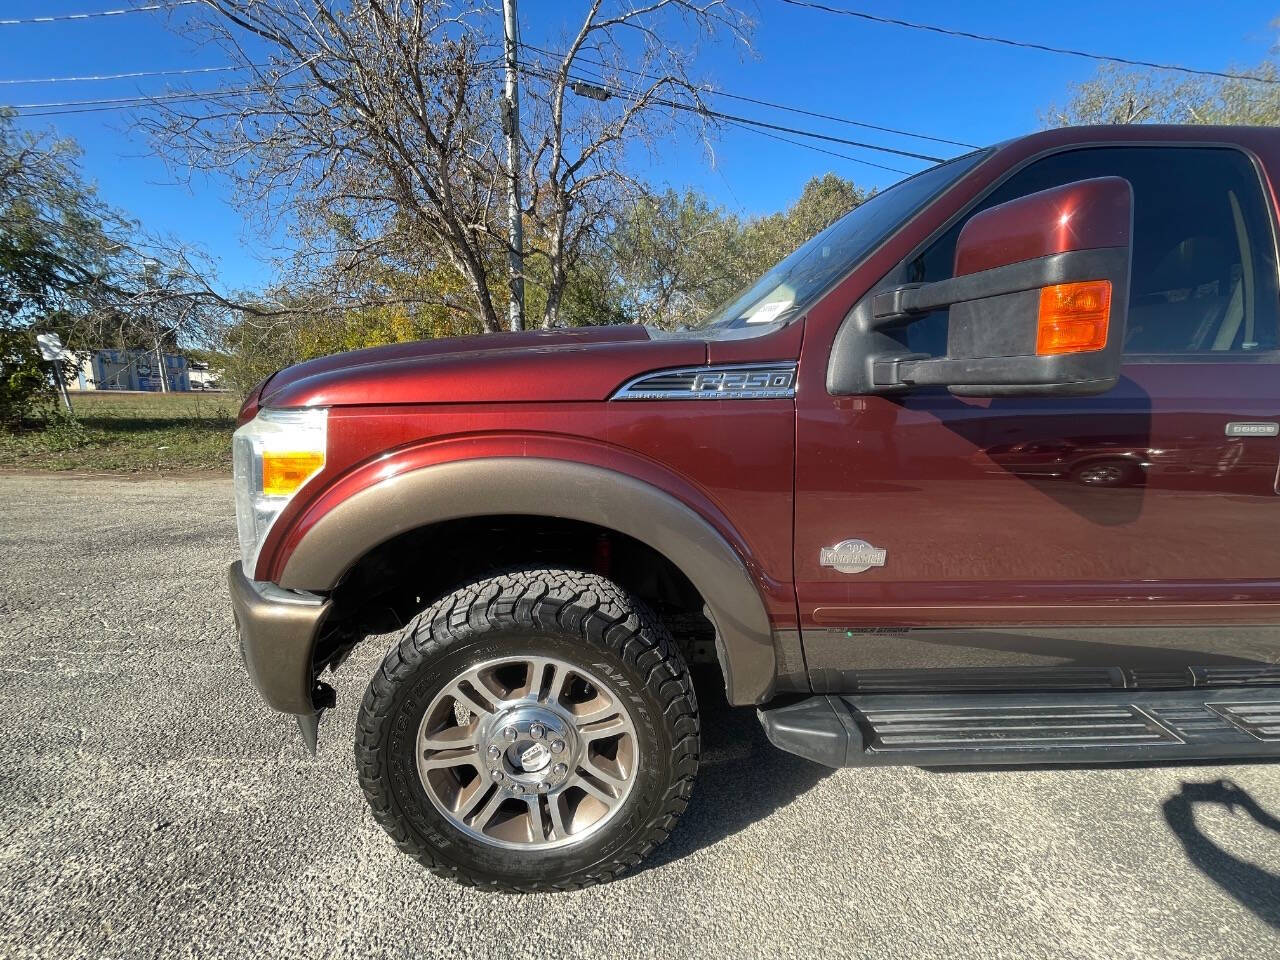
275, 455, 779, 704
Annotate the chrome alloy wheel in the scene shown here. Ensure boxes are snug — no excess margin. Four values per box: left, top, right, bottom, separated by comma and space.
416, 655, 639, 850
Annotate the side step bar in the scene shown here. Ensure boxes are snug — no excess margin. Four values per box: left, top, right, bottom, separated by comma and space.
757, 690, 1280, 767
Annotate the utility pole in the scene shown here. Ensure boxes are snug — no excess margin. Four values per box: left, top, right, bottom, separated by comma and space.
501, 0, 525, 332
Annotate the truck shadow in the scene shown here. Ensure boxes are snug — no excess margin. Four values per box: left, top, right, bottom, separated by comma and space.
1161, 778, 1280, 929
637, 670, 832, 874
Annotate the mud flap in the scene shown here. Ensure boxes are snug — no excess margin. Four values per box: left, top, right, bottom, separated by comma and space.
295, 681, 336, 756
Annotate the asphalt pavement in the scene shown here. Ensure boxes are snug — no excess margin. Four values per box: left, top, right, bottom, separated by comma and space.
1, 473, 1277, 959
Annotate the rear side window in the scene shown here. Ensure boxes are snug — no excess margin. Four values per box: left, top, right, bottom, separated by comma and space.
896, 147, 1280, 359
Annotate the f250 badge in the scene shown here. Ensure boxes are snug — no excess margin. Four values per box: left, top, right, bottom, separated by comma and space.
820, 539, 887, 575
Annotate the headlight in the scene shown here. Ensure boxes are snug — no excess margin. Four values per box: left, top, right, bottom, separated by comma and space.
232, 407, 328, 577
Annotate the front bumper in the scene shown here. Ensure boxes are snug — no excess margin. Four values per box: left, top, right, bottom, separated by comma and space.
228, 562, 332, 715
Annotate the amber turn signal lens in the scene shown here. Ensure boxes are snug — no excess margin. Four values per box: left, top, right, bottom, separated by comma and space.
261, 450, 325, 496
1037, 280, 1112, 355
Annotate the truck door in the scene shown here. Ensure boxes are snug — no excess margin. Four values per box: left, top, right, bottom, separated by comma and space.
796, 145, 1280, 691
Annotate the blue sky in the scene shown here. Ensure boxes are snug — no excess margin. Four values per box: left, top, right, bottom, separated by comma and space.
4, 1, 1277, 292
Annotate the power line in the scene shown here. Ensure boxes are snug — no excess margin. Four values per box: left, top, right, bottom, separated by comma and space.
687, 78, 975, 150
9, 88, 259, 111
0, 64, 258, 86
9, 57, 940, 168
10, 85, 286, 112
779, 0, 1280, 85
521, 41, 975, 150
16, 101, 176, 118
8, 83, 307, 118
1, 30, 966, 154
536, 60, 920, 172
524, 63, 943, 163
678, 95, 945, 161
721, 117, 910, 174
0, 2, 199, 26
3, 54, 496, 116
6, 55, 329, 115
7, 55, 932, 172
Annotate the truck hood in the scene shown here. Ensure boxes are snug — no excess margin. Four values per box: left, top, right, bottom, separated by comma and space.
260, 325, 708, 408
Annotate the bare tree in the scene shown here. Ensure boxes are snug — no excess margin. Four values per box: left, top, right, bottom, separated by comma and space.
145, 1, 751, 332
517, 1, 750, 327
1043, 61, 1280, 128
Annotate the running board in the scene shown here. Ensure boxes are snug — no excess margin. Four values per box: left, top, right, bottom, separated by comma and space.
757, 690, 1280, 767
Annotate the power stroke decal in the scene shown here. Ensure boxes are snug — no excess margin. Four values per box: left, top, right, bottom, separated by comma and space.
612, 362, 797, 400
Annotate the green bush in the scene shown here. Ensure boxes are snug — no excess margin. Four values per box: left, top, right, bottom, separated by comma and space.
0, 326, 52, 426
41, 408, 91, 450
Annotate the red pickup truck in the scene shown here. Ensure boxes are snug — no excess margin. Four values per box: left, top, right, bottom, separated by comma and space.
229, 125, 1280, 891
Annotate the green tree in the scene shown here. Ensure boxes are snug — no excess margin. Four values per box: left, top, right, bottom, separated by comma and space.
0, 110, 124, 326
2, 110, 240, 407
612, 174, 868, 328
612, 189, 746, 327
0, 110, 124, 418
744, 172, 871, 264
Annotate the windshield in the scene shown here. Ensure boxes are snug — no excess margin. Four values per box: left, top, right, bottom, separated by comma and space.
682, 150, 989, 334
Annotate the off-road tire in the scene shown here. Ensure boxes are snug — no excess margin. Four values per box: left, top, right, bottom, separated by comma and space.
355, 568, 700, 892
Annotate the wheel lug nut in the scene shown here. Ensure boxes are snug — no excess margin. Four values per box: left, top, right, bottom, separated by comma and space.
540, 781, 552, 792
550, 738, 565, 754
529, 723, 545, 740
503, 726, 517, 742
511, 783, 523, 794
492, 770, 504, 782
552, 762, 567, 777
487, 745, 501, 761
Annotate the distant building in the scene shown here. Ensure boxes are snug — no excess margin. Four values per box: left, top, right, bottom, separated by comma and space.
73, 349, 190, 392
187, 360, 226, 391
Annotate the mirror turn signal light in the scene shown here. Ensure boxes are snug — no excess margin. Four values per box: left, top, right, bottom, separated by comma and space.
261, 450, 325, 496
1036, 280, 1112, 355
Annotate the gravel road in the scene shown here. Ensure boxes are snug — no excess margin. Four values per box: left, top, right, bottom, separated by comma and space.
1, 473, 1277, 959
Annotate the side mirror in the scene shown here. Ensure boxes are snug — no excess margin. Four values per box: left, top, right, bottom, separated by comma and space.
835, 176, 1133, 397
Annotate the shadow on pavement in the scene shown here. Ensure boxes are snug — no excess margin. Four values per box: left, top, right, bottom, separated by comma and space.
638, 670, 833, 875
1162, 778, 1280, 929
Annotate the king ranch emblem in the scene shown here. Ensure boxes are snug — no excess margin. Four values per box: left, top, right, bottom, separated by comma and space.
820, 539, 888, 575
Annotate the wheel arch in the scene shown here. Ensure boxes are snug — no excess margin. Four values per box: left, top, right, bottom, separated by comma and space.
278, 457, 780, 704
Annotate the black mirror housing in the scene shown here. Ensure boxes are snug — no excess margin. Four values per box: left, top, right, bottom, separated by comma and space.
829, 177, 1134, 398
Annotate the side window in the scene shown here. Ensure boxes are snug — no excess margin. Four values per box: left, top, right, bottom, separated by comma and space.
896, 147, 1280, 359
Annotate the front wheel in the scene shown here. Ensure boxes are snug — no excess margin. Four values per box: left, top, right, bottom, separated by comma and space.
1070, 459, 1139, 487
355, 569, 700, 891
